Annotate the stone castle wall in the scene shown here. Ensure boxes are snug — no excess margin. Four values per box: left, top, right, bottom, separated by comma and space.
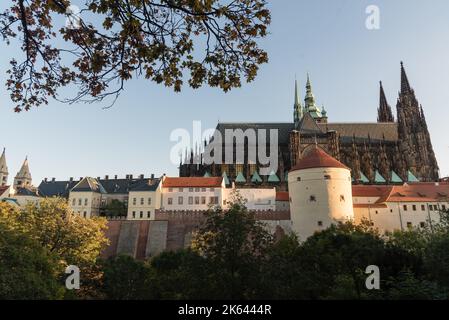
101, 210, 291, 260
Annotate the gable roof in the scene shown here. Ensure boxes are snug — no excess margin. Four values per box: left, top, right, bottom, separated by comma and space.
71, 177, 107, 193
129, 179, 160, 192
15, 187, 40, 197
163, 177, 223, 188
38, 180, 77, 197
298, 113, 324, 134
352, 185, 393, 198
39, 177, 160, 197
291, 146, 349, 171
381, 183, 449, 203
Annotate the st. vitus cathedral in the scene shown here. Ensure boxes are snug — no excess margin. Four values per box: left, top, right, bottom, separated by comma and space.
179, 62, 440, 190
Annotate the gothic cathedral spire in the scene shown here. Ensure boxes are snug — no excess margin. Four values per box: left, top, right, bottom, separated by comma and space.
377, 81, 394, 122
396, 61, 439, 182
0, 148, 8, 186
400, 61, 412, 94
293, 78, 303, 128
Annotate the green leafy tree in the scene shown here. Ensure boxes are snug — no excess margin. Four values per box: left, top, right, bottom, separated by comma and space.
0, 198, 109, 299
0, 221, 65, 299
104, 199, 127, 217
191, 191, 273, 299
149, 249, 212, 299
0, 198, 109, 266
0, 0, 271, 111
101, 255, 153, 300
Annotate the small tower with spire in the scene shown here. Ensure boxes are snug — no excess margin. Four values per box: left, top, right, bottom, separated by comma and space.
0, 148, 8, 186
304, 73, 326, 123
293, 78, 303, 129
14, 156, 32, 189
377, 81, 394, 122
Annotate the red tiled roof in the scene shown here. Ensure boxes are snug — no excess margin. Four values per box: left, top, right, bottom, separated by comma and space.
163, 177, 223, 188
276, 191, 289, 201
383, 183, 449, 203
290, 146, 349, 171
352, 185, 393, 198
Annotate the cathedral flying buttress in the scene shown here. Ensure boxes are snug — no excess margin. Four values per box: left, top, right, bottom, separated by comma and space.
179, 62, 440, 189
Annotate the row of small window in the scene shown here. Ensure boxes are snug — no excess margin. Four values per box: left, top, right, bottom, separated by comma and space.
402, 204, 446, 212
288, 195, 346, 203
167, 196, 219, 205
132, 197, 152, 206
131, 211, 152, 219
72, 198, 89, 206
168, 187, 215, 193
76, 211, 88, 218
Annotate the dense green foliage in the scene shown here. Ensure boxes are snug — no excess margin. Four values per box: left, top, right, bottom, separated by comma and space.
0, 223, 65, 299
98, 198, 449, 300
0, 199, 109, 299
1, 196, 449, 300
103, 199, 127, 217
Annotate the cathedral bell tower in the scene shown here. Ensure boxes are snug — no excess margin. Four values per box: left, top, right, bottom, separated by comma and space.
14, 157, 32, 189
396, 62, 439, 181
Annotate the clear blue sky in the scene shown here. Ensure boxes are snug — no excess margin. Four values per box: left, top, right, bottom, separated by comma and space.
1, 0, 449, 183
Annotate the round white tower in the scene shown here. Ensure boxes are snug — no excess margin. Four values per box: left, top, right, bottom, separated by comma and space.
288, 146, 354, 240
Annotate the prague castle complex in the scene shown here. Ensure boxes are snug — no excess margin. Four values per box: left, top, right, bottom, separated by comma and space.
1, 62, 448, 259
180, 62, 440, 187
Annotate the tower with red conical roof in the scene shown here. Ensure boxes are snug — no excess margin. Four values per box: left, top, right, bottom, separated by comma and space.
288, 145, 354, 240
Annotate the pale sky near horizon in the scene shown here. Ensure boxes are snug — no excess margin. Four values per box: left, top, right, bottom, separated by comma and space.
1, 0, 449, 183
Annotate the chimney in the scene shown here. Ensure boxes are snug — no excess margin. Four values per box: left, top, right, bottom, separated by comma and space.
140, 174, 144, 179
51, 178, 56, 182
114, 175, 118, 180
44, 178, 48, 182
151, 174, 155, 180
129, 174, 133, 180
80, 177, 83, 181
69, 177, 73, 182
105, 175, 109, 180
